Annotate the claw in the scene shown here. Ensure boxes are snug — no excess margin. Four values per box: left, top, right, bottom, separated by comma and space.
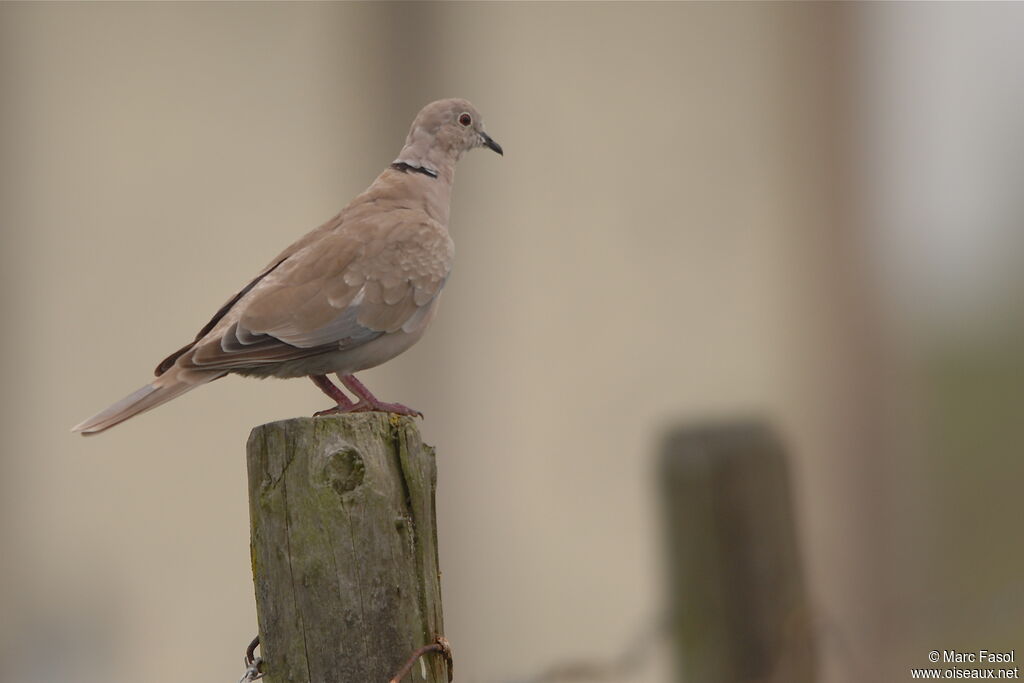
313, 406, 346, 417
314, 401, 422, 418
348, 400, 423, 418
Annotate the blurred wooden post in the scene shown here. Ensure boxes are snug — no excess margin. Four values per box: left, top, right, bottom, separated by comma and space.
246, 414, 448, 683
659, 422, 816, 683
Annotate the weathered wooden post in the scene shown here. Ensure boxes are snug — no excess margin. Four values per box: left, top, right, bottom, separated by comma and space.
660, 422, 816, 683
247, 413, 448, 683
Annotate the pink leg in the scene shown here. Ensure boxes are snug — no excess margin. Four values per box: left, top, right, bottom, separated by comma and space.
309, 375, 356, 416
337, 374, 423, 418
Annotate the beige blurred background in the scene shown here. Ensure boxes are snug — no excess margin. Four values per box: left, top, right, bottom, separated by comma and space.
2, 3, 1022, 682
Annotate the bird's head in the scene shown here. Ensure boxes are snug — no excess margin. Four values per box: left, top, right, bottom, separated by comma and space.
395, 98, 502, 174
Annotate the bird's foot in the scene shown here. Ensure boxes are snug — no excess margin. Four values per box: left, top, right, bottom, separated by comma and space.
313, 405, 350, 417
334, 374, 423, 418
310, 375, 357, 417
313, 401, 422, 418
347, 398, 423, 418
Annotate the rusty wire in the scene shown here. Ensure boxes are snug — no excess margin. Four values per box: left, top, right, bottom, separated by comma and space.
236, 613, 666, 683
388, 635, 453, 683
236, 633, 453, 683
238, 635, 263, 683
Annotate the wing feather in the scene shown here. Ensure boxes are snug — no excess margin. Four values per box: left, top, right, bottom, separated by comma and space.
170, 210, 452, 374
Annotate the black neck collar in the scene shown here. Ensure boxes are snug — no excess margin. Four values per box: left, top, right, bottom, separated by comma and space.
391, 161, 438, 179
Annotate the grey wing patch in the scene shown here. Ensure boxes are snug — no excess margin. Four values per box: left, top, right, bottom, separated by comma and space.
401, 301, 436, 333
259, 295, 385, 349
187, 290, 385, 371
188, 324, 337, 369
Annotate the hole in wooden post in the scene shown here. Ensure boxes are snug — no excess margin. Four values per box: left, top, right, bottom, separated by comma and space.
320, 447, 365, 495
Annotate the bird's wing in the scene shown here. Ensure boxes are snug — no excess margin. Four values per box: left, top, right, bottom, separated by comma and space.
154, 210, 348, 376
172, 210, 453, 372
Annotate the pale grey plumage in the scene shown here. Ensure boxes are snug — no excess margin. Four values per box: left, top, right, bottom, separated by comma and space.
73, 98, 501, 435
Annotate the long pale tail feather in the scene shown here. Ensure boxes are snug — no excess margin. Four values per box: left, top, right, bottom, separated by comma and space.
71, 370, 220, 436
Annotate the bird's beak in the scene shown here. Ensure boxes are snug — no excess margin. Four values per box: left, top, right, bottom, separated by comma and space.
480, 131, 503, 156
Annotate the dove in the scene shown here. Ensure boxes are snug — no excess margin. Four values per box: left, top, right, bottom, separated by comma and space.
72, 98, 502, 435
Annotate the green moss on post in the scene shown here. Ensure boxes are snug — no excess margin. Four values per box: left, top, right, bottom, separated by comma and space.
247, 414, 447, 683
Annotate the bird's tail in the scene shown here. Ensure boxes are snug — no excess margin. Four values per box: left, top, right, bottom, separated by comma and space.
71, 369, 221, 436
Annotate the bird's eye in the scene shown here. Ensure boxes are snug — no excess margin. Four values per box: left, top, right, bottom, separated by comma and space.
458, 113, 472, 126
